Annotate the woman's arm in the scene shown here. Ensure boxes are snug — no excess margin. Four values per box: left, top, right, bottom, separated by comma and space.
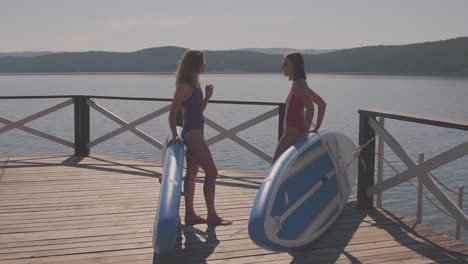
202, 84, 213, 112
169, 83, 190, 140
309, 89, 326, 132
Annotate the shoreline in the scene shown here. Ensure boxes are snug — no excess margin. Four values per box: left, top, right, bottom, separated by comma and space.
0, 71, 467, 79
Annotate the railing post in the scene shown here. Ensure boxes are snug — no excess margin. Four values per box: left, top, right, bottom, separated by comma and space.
278, 103, 286, 141
456, 185, 464, 240
358, 112, 376, 210
74, 96, 90, 156
417, 153, 424, 224
377, 117, 385, 208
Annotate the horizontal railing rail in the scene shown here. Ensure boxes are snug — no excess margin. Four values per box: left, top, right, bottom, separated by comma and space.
0, 95, 284, 106
0, 95, 285, 164
358, 108, 467, 239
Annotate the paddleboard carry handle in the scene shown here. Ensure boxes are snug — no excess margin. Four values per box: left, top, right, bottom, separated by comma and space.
168, 137, 183, 146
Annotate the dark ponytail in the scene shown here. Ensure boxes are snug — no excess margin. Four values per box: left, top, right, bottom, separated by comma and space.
285, 52, 306, 80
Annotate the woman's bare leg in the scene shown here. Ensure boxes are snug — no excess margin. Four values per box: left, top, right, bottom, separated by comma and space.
184, 130, 232, 226
272, 128, 301, 163
183, 147, 205, 224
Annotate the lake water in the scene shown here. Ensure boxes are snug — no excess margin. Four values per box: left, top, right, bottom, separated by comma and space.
1, 73, 467, 241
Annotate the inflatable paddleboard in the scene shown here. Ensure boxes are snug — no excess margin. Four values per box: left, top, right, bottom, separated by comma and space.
249, 130, 357, 252
153, 127, 184, 255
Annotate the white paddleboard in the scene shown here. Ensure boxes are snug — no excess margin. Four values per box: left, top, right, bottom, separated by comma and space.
153, 127, 184, 255
248, 130, 357, 252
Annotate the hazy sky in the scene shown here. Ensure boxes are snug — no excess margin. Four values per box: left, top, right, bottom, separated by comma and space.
2, 0, 467, 52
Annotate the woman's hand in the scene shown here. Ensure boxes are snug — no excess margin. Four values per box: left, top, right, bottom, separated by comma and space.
168, 135, 182, 146
300, 130, 309, 139
205, 84, 214, 99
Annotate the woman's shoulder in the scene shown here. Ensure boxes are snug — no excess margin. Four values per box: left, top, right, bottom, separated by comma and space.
176, 81, 194, 97
176, 81, 193, 90
292, 79, 309, 94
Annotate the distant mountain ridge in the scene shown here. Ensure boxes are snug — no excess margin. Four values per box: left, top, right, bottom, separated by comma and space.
237, 48, 338, 55
0, 48, 337, 57
0, 51, 63, 57
0, 37, 467, 76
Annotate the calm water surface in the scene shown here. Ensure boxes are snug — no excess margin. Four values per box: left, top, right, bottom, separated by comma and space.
1, 73, 467, 241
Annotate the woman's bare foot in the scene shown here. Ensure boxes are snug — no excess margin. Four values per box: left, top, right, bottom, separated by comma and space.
206, 215, 233, 226
184, 214, 206, 225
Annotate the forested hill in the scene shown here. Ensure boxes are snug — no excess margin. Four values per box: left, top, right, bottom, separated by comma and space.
0, 37, 466, 76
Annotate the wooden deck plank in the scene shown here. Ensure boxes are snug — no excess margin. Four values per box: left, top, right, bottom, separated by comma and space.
0, 211, 416, 239
0, 219, 442, 254
0, 229, 448, 259
0, 155, 466, 264
0, 215, 441, 253
2, 232, 459, 262
0, 211, 415, 239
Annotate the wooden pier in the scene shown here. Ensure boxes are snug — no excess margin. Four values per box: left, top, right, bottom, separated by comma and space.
1, 155, 467, 264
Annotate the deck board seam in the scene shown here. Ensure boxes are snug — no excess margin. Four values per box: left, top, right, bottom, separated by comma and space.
0, 156, 9, 183
0, 155, 466, 264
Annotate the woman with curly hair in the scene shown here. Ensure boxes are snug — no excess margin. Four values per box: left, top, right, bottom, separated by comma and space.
168, 49, 232, 226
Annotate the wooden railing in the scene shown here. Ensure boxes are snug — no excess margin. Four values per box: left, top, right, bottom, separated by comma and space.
357, 109, 468, 239
0, 95, 285, 164
0, 96, 76, 149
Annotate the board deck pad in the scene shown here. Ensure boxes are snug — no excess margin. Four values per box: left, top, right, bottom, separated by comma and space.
248, 130, 358, 252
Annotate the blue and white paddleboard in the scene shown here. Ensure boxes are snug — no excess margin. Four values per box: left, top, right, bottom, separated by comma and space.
153, 127, 185, 255
248, 130, 358, 252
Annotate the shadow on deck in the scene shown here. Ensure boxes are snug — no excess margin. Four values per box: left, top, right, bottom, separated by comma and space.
0, 155, 466, 264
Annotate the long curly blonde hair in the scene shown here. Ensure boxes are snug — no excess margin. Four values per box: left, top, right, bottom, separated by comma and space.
175, 49, 205, 86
